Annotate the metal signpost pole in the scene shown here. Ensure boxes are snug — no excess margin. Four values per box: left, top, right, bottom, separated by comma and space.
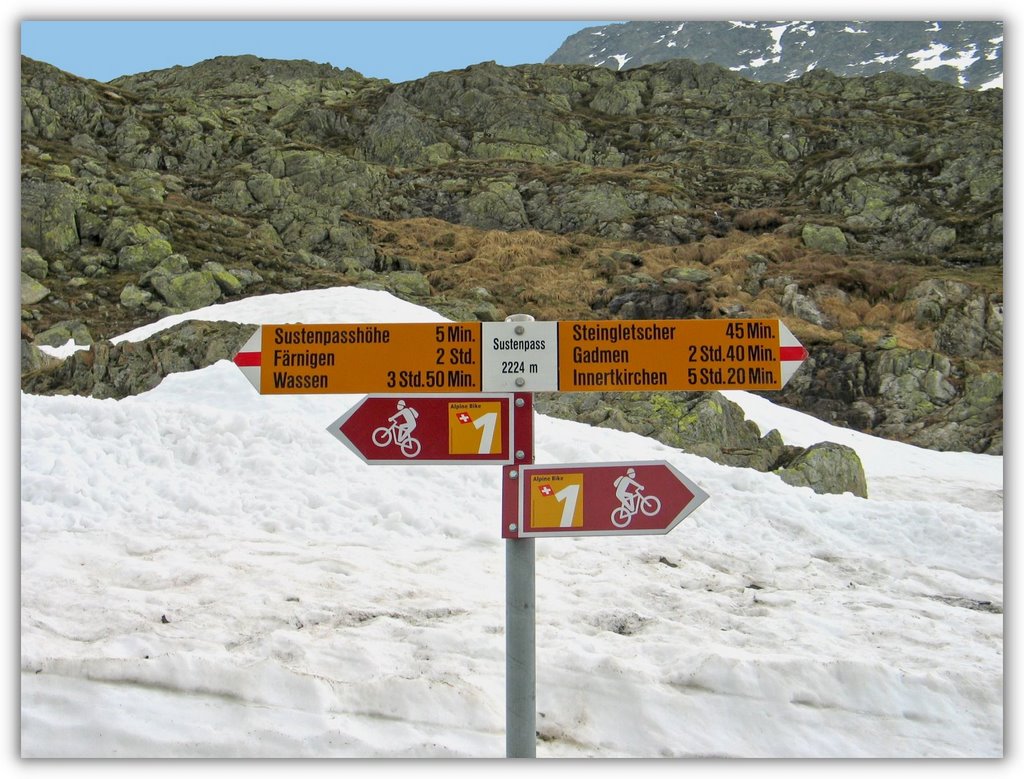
505, 531, 535, 757
505, 387, 536, 758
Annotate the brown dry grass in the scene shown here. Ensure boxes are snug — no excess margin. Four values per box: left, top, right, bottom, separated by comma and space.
371, 219, 607, 319
359, 216, 980, 351
733, 208, 786, 231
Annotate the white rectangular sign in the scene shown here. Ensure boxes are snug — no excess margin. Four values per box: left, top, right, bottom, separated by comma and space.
481, 321, 558, 392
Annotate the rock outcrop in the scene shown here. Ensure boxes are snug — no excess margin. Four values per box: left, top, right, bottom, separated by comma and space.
22, 320, 258, 400
535, 391, 868, 496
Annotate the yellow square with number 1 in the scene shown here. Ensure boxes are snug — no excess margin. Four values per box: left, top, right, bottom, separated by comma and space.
448, 401, 503, 455
530, 473, 584, 528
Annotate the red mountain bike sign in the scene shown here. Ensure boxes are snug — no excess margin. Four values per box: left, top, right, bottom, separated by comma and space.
509, 461, 709, 538
327, 394, 515, 465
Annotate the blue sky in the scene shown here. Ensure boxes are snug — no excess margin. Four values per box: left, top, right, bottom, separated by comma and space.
20, 20, 618, 83
18, 0, 1011, 84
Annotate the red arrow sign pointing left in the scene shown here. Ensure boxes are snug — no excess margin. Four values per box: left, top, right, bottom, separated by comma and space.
327, 394, 515, 465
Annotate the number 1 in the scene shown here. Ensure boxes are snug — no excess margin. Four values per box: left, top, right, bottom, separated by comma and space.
553, 485, 580, 527
472, 412, 497, 454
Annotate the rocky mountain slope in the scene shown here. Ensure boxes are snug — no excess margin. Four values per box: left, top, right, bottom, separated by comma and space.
20, 53, 1002, 458
547, 21, 1003, 91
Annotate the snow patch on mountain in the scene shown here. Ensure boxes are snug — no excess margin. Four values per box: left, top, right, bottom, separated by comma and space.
546, 21, 1003, 91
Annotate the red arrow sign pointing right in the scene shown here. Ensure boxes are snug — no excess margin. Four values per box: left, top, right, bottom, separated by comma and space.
513, 461, 709, 538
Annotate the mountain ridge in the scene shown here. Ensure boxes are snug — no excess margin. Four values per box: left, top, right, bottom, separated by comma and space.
547, 21, 1003, 91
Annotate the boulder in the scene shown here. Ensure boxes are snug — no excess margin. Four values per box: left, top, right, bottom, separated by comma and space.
801, 223, 849, 254
101, 219, 164, 252
589, 80, 645, 115
22, 340, 59, 374
21, 248, 48, 280
560, 184, 635, 236
605, 282, 705, 320
32, 320, 93, 348
251, 221, 284, 248
21, 179, 81, 255
935, 293, 1002, 359
385, 271, 432, 300
150, 271, 223, 310
119, 284, 153, 309
229, 268, 264, 288
457, 182, 529, 230
363, 91, 449, 166
663, 266, 712, 284
201, 262, 244, 295
782, 283, 831, 328
140, 254, 191, 287
867, 348, 957, 420
927, 225, 957, 252
118, 238, 174, 272
775, 442, 869, 498
906, 279, 1002, 358
327, 222, 377, 267
21, 272, 50, 305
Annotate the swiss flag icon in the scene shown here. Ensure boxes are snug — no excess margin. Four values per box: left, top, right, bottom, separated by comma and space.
457, 412, 473, 424
538, 484, 554, 497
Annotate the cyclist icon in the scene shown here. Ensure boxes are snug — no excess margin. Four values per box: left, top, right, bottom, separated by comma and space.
372, 399, 422, 458
611, 467, 662, 528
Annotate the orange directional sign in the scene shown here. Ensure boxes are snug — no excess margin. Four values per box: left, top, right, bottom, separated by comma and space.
557, 318, 807, 392
233, 319, 808, 394
233, 322, 482, 394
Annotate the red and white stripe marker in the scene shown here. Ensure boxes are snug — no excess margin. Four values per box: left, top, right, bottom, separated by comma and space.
233, 329, 262, 392
779, 321, 809, 388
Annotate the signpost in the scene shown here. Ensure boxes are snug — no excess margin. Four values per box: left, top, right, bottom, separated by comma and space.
232, 314, 809, 758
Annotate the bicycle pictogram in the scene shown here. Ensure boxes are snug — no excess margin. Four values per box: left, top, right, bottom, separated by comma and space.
372, 399, 421, 458
610, 467, 662, 527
